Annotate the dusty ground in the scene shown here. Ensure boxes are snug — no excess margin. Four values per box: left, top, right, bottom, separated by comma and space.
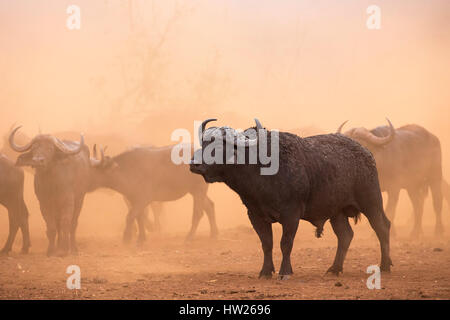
0, 221, 449, 300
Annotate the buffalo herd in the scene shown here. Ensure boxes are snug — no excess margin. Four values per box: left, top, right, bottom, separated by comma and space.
0, 118, 449, 279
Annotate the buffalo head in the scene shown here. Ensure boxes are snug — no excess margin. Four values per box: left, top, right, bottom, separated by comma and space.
9, 126, 85, 169
337, 118, 395, 150
190, 118, 264, 183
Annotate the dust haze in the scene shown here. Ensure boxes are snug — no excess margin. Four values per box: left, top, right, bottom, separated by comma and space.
0, 0, 449, 299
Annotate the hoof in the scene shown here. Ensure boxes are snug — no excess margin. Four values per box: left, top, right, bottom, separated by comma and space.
409, 228, 423, 240
380, 264, 391, 273
123, 237, 132, 245
210, 232, 219, 240
56, 251, 68, 258
136, 239, 146, 248
434, 226, 444, 237
259, 271, 273, 279
278, 274, 291, 281
21, 247, 30, 255
0, 249, 9, 256
326, 266, 343, 276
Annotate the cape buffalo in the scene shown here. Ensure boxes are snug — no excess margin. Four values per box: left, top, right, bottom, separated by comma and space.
190, 119, 392, 279
9, 127, 90, 256
0, 154, 30, 254
1, 127, 164, 233
338, 120, 443, 237
89, 144, 218, 244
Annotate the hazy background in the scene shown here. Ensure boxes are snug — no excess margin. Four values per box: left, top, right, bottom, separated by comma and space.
1, 0, 449, 243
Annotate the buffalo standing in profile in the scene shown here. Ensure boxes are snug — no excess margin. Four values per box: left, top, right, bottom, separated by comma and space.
0, 154, 30, 254
190, 119, 392, 279
89, 144, 218, 244
9, 127, 90, 256
338, 120, 443, 237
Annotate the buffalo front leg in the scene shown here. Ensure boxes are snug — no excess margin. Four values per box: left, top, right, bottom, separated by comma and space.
203, 196, 219, 239
42, 212, 57, 257
185, 195, 204, 241
407, 187, 425, 239
123, 204, 145, 245
136, 209, 148, 246
56, 199, 75, 257
327, 214, 354, 275
70, 196, 84, 255
247, 211, 274, 279
278, 219, 299, 280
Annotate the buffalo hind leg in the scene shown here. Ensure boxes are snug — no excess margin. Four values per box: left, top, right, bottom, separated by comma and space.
278, 218, 300, 280
407, 187, 426, 239
0, 208, 20, 255
247, 211, 274, 279
327, 214, 354, 276
149, 202, 163, 233
364, 209, 392, 272
385, 189, 400, 237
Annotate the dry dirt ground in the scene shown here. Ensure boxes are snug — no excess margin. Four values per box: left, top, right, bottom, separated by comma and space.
0, 221, 449, 300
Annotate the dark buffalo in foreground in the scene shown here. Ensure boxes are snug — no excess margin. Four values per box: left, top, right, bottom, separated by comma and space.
0, 154, 30, 254
89, 144, 218, 244
338, 120, 443, 237
190, 119, 392, 279
9, 127, 90, 256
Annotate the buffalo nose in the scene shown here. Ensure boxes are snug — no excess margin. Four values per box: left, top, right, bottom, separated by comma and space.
33, 156, 45, 165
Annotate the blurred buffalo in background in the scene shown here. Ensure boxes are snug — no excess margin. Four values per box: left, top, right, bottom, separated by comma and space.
0, 153, 30, 254
338, 120, 444, 237
89, 144, 218, 245
9, 127, 90, 256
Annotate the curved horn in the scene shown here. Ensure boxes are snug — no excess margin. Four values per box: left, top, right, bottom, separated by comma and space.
254, 118, 263, 130
198, 118, 217, 142
337, 120, 348, 134
52, 134, 85, 155
9, 126, 34, 153
355, 118, 395, 146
